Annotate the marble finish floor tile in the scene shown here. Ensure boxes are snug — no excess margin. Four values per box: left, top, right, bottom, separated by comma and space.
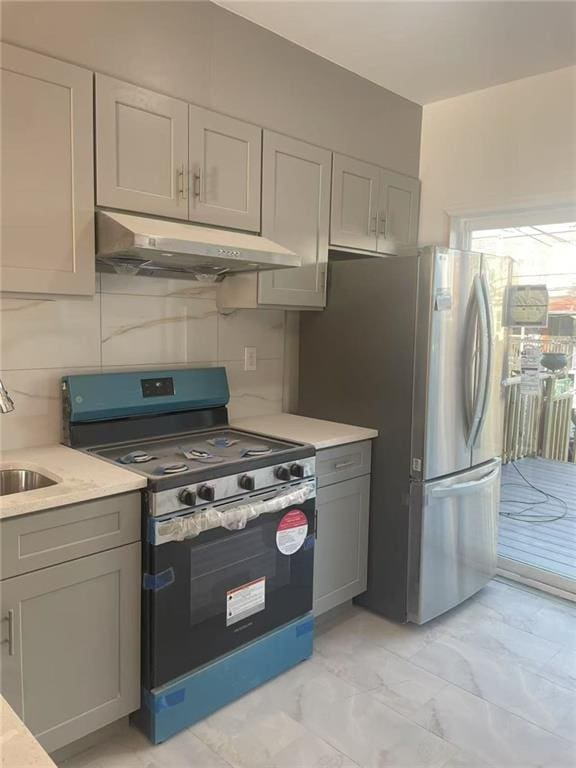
411, 631, 576, 742
315, 633, 448, 717
413, 683, 576, 768
535, 647, 576, 693
58, 580, 576, 768
477, 580, 576, 647
193, 696, 355, 768
295, 689, 456, 768
314, 605, 448, 660
439, 602, 563, 670
59, 725, 231, 768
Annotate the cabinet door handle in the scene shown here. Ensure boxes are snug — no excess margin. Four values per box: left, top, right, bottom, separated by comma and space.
193, 169, 202, 199
334, 460, 355, 469
2, 610, 14, 656
370, 215, 377, 234
379, 215, 387, 236
177, 165, 188, 200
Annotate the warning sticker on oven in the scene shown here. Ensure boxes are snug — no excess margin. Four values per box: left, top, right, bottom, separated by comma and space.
226, 577, 266, 627
276, 509, 308, 555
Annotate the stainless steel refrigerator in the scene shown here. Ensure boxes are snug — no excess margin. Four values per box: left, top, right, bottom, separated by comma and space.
298, 246, 510, 623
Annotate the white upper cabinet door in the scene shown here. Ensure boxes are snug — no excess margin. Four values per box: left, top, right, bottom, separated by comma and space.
1, 44, 94, 295
188, 106, 261, 232
95, 75, 189, 220
376, 169, 420, 254
330, 154, 379, 252
259, 132, 331, 308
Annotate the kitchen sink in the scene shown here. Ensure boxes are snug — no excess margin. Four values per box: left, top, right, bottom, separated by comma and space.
0, 469, 57, 496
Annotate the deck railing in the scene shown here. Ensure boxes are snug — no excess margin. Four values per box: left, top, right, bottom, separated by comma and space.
502, 373, 575, 464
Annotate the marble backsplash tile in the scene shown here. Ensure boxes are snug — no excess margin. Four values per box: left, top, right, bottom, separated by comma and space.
0, 275, 289, 450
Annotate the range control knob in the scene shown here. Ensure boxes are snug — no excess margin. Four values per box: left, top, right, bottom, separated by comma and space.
178, 488, 196, 507
238, 474, 255, 491
290, 463, 305, 478
197, 484, 215, 502
275, 466, 291, 481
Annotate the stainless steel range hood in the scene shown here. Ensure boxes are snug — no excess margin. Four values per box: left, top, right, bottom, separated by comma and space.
96, 211, 300, 282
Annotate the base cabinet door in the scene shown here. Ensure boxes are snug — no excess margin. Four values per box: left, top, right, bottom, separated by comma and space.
1, 43, 94, 295
376, 169, 420, 254
313, 475, 370, 615
96, 74, 189, 220
0, 544, 140, 753
258, 132, 331, 308
188, 105, 261, 232
330, 154, 379, 252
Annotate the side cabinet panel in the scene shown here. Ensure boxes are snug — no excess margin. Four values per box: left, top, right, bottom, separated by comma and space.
313, 475, 370, 616
0, 544, 141, 753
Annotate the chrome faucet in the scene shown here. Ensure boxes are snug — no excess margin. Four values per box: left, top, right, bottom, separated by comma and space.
0, 379, 14, 413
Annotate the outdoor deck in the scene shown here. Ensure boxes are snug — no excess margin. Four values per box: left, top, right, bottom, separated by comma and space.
499, 457, 576, 581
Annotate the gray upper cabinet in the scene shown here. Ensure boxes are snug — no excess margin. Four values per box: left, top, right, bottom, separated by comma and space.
96, 74, 189, 220
0, 543, 140, 753
258, 132, 331, 308
188, 105, 261, 232
330, 154, 379, 252
1, 44, 94, 295
376, 169, 420, 254
330, 153, 420, 254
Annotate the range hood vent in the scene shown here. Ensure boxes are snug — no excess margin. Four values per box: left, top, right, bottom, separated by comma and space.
96, 211, 300, 282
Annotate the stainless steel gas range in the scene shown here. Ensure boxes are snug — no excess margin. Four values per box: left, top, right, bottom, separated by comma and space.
62, 367, 316, 744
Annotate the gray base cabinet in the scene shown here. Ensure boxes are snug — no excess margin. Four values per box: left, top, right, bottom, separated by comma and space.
313, 442, 372, 615
0, 494, 141, 753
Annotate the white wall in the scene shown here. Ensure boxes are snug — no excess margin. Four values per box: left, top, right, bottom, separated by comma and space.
419, 66, 576, 245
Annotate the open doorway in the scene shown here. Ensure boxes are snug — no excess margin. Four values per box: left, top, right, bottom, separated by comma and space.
469, 219, 576, 596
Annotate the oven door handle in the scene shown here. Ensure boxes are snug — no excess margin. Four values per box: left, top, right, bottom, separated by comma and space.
154, 483, 315, 544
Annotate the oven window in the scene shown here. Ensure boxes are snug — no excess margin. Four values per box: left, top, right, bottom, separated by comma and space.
189, 520, 290, 627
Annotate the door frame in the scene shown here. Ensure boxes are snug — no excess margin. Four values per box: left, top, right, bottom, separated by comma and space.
450, 201, 576, 599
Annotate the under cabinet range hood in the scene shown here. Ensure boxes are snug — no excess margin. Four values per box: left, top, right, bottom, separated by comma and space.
95, 211, 300, 282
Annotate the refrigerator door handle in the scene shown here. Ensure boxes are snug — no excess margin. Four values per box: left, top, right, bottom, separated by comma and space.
464, 276, 489, 448
430, 465, 500, 497
472, 273, 494, 446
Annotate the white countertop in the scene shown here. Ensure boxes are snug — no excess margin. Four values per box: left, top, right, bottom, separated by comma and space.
231, 413, 378, 450
0, 696, 55, 768
0, 444, 147, 520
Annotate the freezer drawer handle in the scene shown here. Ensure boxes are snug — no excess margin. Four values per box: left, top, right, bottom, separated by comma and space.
430, 466, 500, 498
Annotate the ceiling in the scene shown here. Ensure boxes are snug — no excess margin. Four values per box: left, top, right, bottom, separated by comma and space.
215, 1, 576, 104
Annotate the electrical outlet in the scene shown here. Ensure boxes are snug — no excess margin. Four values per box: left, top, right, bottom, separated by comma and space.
244, 346, 257, 371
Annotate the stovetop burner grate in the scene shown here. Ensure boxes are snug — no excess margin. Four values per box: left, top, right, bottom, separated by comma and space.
155, 463, 190, 475
117, 450, 157, 464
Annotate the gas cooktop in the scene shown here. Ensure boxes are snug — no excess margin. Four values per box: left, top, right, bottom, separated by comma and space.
90, 428, 306, 480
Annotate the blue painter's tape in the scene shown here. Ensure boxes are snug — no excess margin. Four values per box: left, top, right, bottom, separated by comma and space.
303, 535, 315, 551
142, 567, 175, 592
295, 618, 314, 637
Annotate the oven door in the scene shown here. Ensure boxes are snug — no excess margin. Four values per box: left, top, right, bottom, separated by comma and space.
143, 481, 316, 689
